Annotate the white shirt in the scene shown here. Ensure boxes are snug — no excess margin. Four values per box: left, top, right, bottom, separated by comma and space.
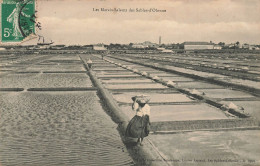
142, 104, 151, 116
132, 101, 150, 116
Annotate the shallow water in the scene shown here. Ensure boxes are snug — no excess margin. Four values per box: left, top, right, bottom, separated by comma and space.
97, 72, 136, 75
48, 56, 81, 61
149, 73, 179, 77
177, 82, 222, 89
112, 92, 193, 104
93, 68, 125, 71
120, 104, 228, 122
159, 76, 195, 82
0, 73, 92, 88
149, 130, 260, 166
0, 91, 134, 166
98, 74, 139, 77
25, 64, 85, 72
101, 79, 154, 84
105, 83, 167, 89
202, 89, 255, 99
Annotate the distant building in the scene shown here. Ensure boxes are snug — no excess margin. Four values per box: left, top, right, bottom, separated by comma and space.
183, 41, 214, 50
93, 45, 107, 51
226, 43, 236, 48
249, 45, 258, 50
242, 44, 250, 49
213, 45, 222, 50
82, 45, 93, 50
157, 47, 165, 51
242, 44, 258, 50
142, 41, 158, 48
132, 44, 147, 48
132, 41, 158, 48
157, 47, 173, 53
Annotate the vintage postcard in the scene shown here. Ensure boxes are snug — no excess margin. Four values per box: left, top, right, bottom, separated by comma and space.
0, 0, 260, 166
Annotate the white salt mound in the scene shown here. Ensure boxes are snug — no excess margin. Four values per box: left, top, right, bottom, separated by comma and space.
228, 102, 238, 109
142, 72, 148, 76
191, 89, 205, 95
167, 80, 176, 86
152, 76, 160, 80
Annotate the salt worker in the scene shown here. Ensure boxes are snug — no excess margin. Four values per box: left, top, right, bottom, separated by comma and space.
87, 58, 93, 69
101, 52, 104, 60
125, 96, 151, 146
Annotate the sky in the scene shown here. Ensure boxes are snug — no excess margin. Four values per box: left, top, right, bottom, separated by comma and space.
25, 0, 260, 45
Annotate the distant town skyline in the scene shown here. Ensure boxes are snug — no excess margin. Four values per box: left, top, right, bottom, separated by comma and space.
22, 0, 260, 45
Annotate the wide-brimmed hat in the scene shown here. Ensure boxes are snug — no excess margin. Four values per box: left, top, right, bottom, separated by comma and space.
136, 99, 146, 104
132, 94, 150, 103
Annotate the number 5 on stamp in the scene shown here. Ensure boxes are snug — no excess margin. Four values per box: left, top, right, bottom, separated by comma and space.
1, 0, 35, 42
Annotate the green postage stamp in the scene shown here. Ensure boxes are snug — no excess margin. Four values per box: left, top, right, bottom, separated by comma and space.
1, 0, 35, 43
